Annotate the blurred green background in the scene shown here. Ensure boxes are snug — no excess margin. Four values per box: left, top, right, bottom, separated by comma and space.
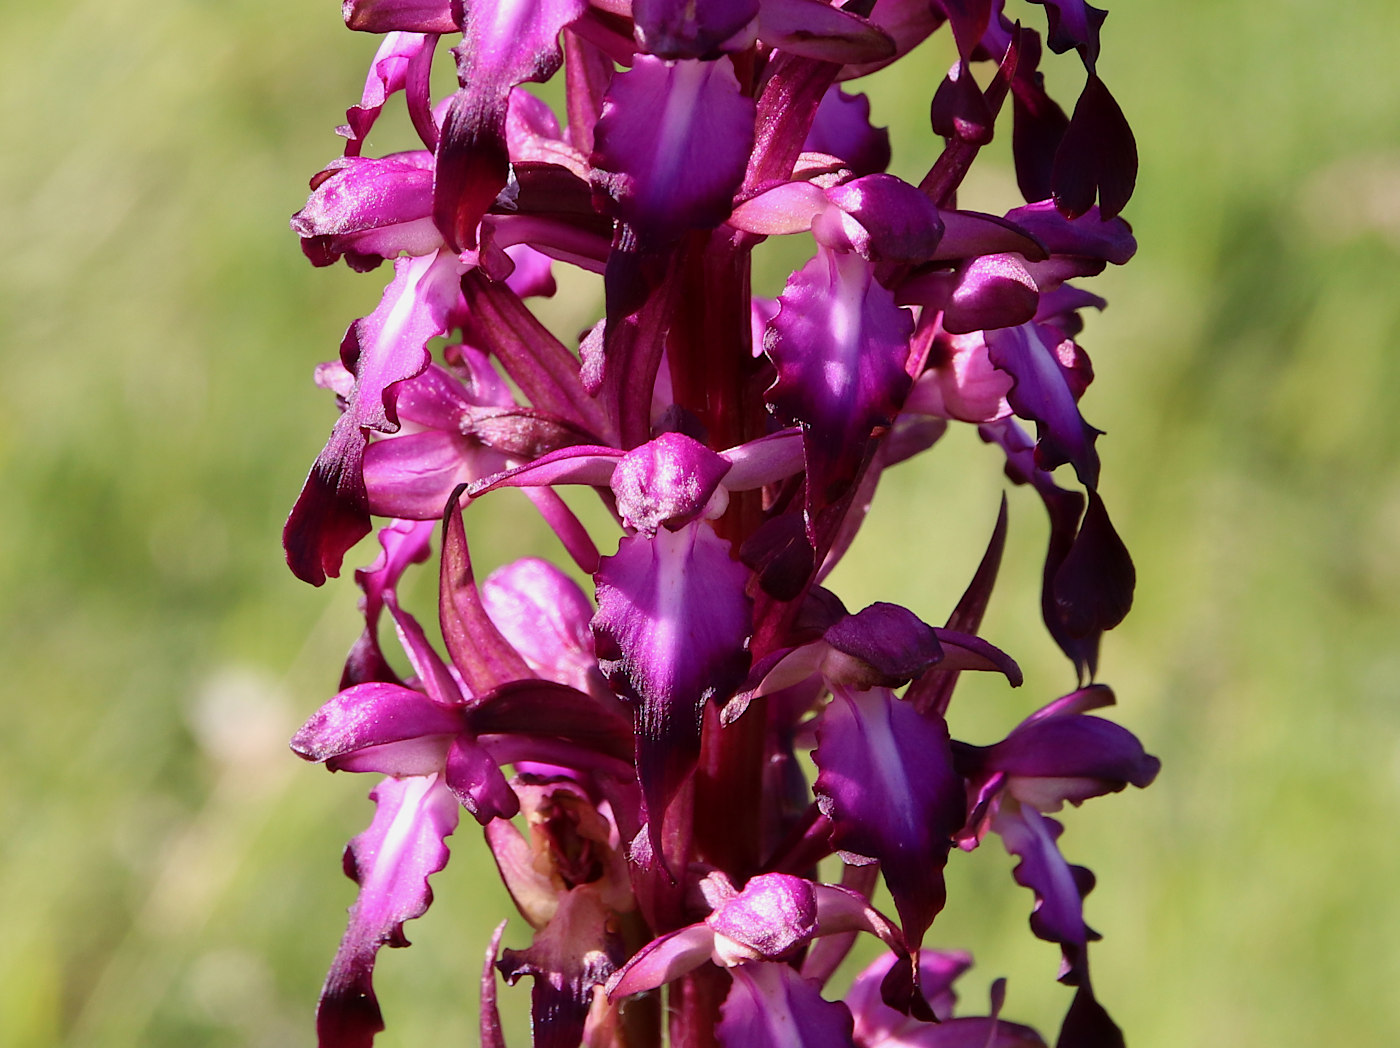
3, 1, 1398, 1045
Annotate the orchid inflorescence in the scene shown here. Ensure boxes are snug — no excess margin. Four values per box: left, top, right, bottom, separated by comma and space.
282, 0, 1158, 1045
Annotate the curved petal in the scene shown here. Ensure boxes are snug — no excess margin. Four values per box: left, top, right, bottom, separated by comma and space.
316, 774, 458, 1048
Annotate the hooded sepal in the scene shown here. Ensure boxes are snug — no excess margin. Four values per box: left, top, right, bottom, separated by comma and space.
315, 774, 458, 1048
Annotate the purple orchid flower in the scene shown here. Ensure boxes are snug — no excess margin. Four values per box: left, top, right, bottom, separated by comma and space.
281, 2, 1156, 1046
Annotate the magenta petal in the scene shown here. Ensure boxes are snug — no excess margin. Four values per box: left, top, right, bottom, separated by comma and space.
592, 522, 753, 827
812, 688, 964, 953
845, 949, 972, 1039
285, 250, 463, 585
718, 963, 856, 1048
822, 602, 943, 688
943, 254, 1039, 334
824, 174, 945, 263
633, 0, 758, 59
316, 774, 458, 1048
445, 733, 520, 823
1004, 200, 1135, 266
984, 323, 1101, 488
434, 0, 588, 249
984, 715, 1160, 807
341, 33, 439, 157
610, 432, 732, 534
481, 558, 599, 691
608, 924, 717, 997
364, 430, 504, 519
592, 56, 756, 245
291, 682, 464, 764
344, 518, 435, 687
765, 247, 914, 524
992, 801, 1094, 954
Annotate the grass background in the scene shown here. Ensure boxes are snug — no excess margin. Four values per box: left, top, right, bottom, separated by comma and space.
3, 1, 1399, 1045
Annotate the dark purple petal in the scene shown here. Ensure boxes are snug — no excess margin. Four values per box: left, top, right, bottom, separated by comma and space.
765, 247, 914, 527
812, 688, 964, 954
718, 963, 857, 1048
291, 682, 464, 765
822, 602, 943, 688
592, 522, 753, 833
467, 679, 633, 763
978, 418, 1099, 678
931, 60, 995, 145
942, 254, 1039, 334
804, 87, 891, 177
498, 887, 620, 1048
1010, 34, 1070, 205
1050, 75, 1136, 220
906, 497, 1006, 716
935, 0, 993, 61
445, 732, 520, 823
316, 774, 458, 1048
1056, 984, 1124, 1048
610, 432, 732, 534
985, 323, 1101, 488
757, 0, 896, 65
1051, 491, 1135, 640
982, 715, 1160, 808
837, 0, 944, 79
633, 0, 758, 59
387, 593, 467, 705
343, 0, 455, 34
991, 801, 1095, 955
592, 56, 756, 244
932, 209, 1047, 262
285, 250, 463, 585
823, 174, 945, 263
1027, 0, 1106, 67
434, 0, 588, 249
608, 925, 717, 997
928, 628, 1022, 685
707, 873, 818, 961
439, 497, 536, 693
1003, 201, 1135, 266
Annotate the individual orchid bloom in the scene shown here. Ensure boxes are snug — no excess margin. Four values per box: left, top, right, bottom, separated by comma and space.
285, 1, 1154, 1045
606, 871, 907, 997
